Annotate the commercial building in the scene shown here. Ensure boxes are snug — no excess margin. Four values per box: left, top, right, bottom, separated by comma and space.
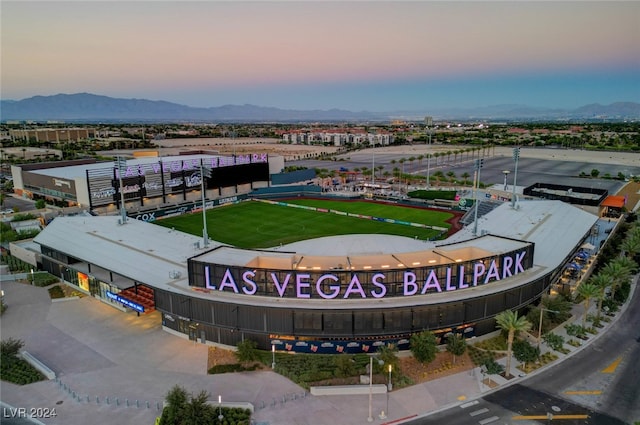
9, 153, 284, 214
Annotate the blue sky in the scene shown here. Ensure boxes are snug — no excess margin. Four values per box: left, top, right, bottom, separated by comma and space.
2, 1, 639, 111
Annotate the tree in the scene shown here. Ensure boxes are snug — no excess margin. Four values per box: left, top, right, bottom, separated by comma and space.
183, 390, 211, 425
446, 334, 466, 364
495, 310, 532, 378
410, 330, 438, 363
590, 168, 600, 178
235, 339, 259, 363
461, 172, 471, 185
577, 282, 600, 327
35, 199, 46, 209
601, 260, 632, 303
376, 343, 399, 373
512, 339, 539, 370
584, 274, 611, 320
163, 385, 188, 425
542, 332, 565, 352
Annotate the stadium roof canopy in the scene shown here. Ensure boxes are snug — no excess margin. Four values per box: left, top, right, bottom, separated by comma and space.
34, 199, 597, 298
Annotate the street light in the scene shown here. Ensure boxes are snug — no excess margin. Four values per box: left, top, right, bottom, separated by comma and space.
271, 344, 276, 369
218, 395, 223, 421
502, 170, 510, 191
387, 364, 393, 417
367, 356, 373, 422
537, 307, 560, 350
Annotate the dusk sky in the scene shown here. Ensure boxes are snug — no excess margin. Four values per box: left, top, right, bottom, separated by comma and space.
2, 1, 639, 112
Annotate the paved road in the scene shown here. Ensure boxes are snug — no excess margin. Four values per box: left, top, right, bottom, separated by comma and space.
404, 277, 640, 425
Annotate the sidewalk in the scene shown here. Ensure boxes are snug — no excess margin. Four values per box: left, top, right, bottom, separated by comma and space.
0, 274, 635, 425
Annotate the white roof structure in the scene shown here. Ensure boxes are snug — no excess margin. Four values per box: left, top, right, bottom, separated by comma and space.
446, 199, 598, 270
33, 199, 597, 302
27, 154, 221, 179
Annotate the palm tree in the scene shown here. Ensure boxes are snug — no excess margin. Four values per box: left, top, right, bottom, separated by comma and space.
461, 172, 471, 186
620, 236, 640, 261
495, 310, 532, 378
601, 260, 632, 302
577, 282, 600, 327
587, 273, 613, 320
446, 171, 456, 183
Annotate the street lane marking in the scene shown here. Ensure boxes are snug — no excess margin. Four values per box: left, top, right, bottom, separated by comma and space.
512, 414, 589, 420
478, 416, 499, 424
564, 390, 602, 395
601, 357, 622, 373
460, 400, 479, 409
469, 408, 489, 416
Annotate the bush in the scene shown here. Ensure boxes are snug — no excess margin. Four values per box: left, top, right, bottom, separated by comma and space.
0, 338, 24, 357
483, 358, 504, 375
48, 285, 65, 299
542, 333, 565, 351
512, 339, 540, 365
208, 363, 260, 374
235, 339, 259, 363
410, 331, 438, 363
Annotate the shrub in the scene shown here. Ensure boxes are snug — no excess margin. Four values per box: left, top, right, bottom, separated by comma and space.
483, 358, 504, 375
0, 338, 24, 357
410, 331, 438, 363
48, 285, 65, 299
542, 333, 565, 352
235, 339, 258, 363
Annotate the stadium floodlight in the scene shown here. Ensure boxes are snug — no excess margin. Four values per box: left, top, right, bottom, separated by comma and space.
512, 147, 520, 208
201, 163, 213, 247
473, 158, 484, 236
114, 156, 127, 224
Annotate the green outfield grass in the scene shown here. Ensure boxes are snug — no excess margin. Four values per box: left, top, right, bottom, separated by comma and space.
155, 199, 454, 249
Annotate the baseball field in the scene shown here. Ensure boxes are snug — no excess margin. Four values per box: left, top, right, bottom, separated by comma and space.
155, 199, 457, 249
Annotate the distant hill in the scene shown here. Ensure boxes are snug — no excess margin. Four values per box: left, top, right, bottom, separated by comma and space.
1, 93, 638, 123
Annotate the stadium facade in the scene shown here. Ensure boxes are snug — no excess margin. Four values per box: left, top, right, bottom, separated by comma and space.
33, 194, 598, 353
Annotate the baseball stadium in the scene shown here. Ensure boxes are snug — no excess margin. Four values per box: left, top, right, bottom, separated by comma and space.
13, 151, 619, 353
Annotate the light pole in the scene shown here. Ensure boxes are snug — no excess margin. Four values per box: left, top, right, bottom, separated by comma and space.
200, 161, 211, 248
472, 158, 484, 236
511, 147, 520, 208
115, 156, 127, 224
537, 307, 559, 350
218, 395, 223, 421
502, 170, 510, 191
367, 356, 373, 422
271, 344, 276, 369
425, 116, 432, 189
387, 364, 392, 417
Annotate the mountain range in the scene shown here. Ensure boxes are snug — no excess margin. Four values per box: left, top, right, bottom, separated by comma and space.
1, 93, 639, 123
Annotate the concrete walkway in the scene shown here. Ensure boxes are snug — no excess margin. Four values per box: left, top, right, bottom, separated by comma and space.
0, 274, 634, 425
